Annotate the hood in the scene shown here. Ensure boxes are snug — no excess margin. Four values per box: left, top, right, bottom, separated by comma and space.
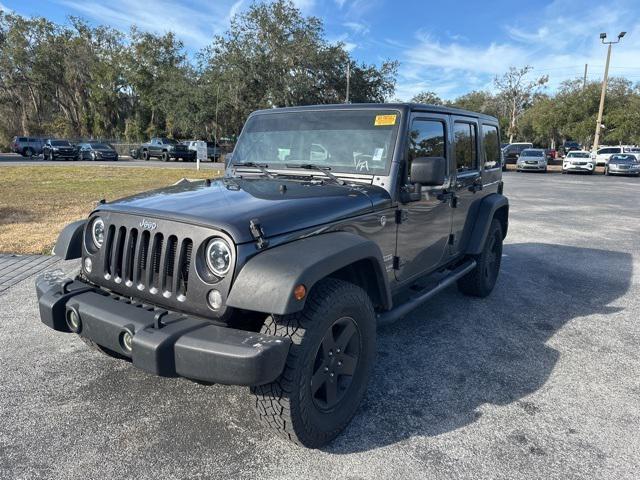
96, 177, 391, 243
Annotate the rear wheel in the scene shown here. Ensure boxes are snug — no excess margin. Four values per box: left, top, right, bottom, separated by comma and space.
23, 147, 34, 157
251, 278, 376, 448
458, 218, 503, 298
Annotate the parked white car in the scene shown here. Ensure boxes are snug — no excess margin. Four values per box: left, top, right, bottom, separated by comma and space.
590, 146, 639, 166
516, 148, 547, 172
562, 150, 595, 174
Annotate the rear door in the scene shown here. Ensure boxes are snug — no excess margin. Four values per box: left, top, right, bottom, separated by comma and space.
395, 113, 453, 282
449, 116, 483, 255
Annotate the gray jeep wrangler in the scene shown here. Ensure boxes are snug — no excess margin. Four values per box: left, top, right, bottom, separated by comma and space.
36, 104, 508, 448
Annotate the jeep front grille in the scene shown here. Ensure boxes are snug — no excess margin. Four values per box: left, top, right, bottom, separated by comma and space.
103, 225, 193, 300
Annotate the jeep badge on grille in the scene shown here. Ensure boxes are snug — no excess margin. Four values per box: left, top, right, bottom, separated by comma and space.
139, 219, 157, 230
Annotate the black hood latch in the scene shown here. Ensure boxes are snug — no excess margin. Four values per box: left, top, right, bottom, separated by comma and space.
249, 218, 269, 250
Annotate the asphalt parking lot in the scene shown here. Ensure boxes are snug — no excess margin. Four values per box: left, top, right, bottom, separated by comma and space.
0, 152, 225, 169
1, 172, 639, 479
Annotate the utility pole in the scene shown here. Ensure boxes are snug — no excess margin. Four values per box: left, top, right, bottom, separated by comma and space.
593, 32, 626, 153
214, 83, 220, 150
345, 61, 350, 103
582, 63, 588, 90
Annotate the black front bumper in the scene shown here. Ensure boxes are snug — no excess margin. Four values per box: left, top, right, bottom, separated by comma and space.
36, 274, 291, 386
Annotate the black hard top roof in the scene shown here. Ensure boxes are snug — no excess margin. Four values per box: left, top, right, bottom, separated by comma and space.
251, 103, 499, 123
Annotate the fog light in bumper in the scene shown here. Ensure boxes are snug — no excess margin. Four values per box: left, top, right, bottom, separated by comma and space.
66, 307, 82, 333
83, 257, 92, 273
207, 289, 223, 310
120, 330, 133, 353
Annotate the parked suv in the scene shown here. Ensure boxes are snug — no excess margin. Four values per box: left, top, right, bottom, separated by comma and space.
502, 142, 533, 164
42, 139, 78, 161
36, 104, 508, 448
562, 150, 594, 174
138, 137, 196, 162
11, 136, 45, 157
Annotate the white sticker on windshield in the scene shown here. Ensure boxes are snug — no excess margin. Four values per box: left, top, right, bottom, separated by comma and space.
373, 148, 384, 162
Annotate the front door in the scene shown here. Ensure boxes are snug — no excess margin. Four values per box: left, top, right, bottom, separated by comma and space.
395, 114, 453, 283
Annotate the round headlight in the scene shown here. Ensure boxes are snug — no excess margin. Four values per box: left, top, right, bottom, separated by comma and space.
206, 238, 232, 276
91, 217, 105, 248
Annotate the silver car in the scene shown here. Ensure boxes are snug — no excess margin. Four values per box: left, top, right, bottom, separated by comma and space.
605, 154, 640, 177
516, 148, 548, 172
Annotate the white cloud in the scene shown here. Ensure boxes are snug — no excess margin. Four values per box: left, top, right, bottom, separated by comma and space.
395, 0, 640, 100
343, 21, 369, 35
57, 0, 240, 48
291, 0, 315, 12
335, 0, 347, 8
0, 2, 13, 13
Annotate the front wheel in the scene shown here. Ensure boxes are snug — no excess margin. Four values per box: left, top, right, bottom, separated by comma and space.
458, 218, 503, 298
141, 150, 149, 161
251, 278, 376, 448
162, 151, 170, 162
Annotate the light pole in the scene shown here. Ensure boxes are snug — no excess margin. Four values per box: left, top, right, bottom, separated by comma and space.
593, 31, 626, 153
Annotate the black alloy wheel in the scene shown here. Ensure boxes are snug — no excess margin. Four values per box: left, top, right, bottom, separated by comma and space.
310, 316, 361, 411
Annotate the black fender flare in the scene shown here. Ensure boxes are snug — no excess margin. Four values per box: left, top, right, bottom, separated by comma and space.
465, 194, 509, 255
226, 231, 392, 315
53, 220, 86, 260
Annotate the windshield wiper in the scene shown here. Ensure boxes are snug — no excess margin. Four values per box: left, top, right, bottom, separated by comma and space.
285, 163, 345, 185
231, 161, 276, 178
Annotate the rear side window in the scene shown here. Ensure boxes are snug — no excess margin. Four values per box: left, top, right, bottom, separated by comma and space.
18, 137, 27, 142
482, 125, 500, 169
454, 122, 478, 173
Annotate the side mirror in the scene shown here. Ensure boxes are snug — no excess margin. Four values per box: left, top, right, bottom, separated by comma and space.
410, 156, 446, 186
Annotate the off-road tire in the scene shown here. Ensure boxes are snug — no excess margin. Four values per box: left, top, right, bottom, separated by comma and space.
80, 336, 128, 360
23, 147, 34, 157
458, 218, 503, 298
162, 151, 170, 162
142, 150, 149, 161
251, 278, 376, 448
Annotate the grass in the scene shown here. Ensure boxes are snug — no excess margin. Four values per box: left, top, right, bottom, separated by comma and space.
0, 166, 221, 255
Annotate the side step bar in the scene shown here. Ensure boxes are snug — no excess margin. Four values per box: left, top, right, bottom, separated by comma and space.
377, 259, 477, 327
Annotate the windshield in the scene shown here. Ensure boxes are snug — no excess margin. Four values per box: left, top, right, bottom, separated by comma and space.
163, 139, 178, 145
567, 152, 590, 158
233, 109, 401, 174
90, 143, 111, 150
610, 154, 637, 162
51, 140, 71, 146
521, 150, 544, 157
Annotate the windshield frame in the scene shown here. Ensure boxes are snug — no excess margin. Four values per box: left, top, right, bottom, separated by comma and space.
232, 107, 404, 177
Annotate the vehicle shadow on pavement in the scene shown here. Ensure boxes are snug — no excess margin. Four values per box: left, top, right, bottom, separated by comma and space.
327, 242, 632, 454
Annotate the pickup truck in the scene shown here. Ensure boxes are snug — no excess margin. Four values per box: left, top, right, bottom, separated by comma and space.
137, 137, 196, 162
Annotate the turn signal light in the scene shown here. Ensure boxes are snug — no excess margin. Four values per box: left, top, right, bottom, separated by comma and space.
293, 284, 306, 301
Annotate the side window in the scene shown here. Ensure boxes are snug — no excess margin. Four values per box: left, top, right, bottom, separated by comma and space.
407, 119, 446, 181
482, 124, 500, 169
454, 122, 478, 173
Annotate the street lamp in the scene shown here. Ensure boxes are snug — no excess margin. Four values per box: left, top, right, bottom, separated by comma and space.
593, 32, 626, 153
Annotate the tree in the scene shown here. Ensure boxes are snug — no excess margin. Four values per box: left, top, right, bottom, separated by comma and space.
199, 0, 397, 135
494, 66, 548, 143
410, 91, 443, 105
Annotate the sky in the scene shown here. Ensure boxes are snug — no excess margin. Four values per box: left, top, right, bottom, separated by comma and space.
2, 0, 640, 100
